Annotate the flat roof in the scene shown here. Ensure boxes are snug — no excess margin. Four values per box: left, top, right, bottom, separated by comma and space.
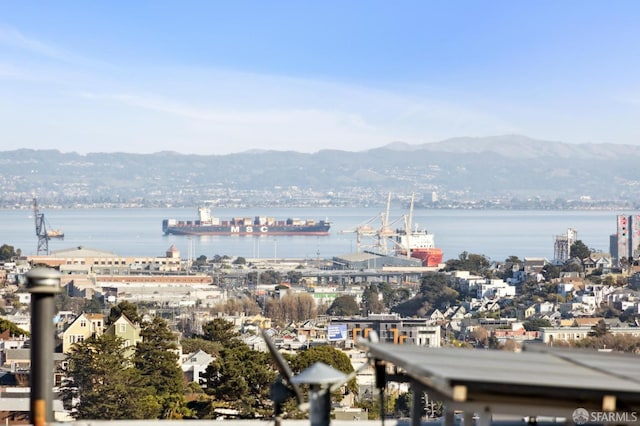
358, 341, 640, 418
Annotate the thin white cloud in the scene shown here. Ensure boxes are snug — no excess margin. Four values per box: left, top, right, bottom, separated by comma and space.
0, 27, 541, 153
0, 26, 66, 60
76, 68, 519, 148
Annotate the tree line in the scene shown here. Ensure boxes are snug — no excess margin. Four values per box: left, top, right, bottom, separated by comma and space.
62, 302, 356, 420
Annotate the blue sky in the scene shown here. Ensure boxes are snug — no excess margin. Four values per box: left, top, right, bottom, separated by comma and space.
1, 1, 639, 155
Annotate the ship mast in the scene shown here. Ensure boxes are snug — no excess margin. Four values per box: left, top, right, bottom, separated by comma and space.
402, 193, 416, 258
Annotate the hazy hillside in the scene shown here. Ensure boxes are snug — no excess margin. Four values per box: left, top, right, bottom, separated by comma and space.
1, 135, 639, 208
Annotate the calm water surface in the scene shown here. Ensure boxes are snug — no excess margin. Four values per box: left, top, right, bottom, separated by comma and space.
0, 207, 630, 262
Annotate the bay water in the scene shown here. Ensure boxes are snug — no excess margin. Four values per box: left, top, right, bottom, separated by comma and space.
0, 207, 631, 262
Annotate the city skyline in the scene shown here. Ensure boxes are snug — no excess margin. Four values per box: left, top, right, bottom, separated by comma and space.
2, 1, 640, 155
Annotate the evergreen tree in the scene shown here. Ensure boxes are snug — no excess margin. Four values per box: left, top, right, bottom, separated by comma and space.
134, 317, 189, 418
291, 345, 357, 395
379, 283, 411, 309
418, 272, 459, 309
180, 337, 222, 356
445, 251, 490, 275
570, 240, 592, 261
83, 295, 104, 313
361, 284, 385, 314
61, 333, 159, 419
200, 317, 242, 344
107, 300, 141, 325
199, 342, 276, 418
0, 244, 17, 261
327, 295, 360, 316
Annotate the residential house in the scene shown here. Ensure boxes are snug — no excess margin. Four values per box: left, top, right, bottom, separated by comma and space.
523, 257, 548, 275
474, 299, 501, 315
61, 313, 104, 354
606, 288, 640, 312
14, 292, 30, 305
559, 302, 593, 316
582, 253, 613, 275
2, 349, 30, 370
557, 282, 576, 298
536, 301, 555, 314
181, 349, 214, 385
477, 280, 516, 299
493, 322, 540, 343
429, 309, 445, 321
104, 314, 141, 358
452, 271, 487, 295
524, 305, 536, 319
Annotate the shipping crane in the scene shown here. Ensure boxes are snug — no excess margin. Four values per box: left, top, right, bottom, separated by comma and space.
339, 193, 402, 254
33, 198, 64, 255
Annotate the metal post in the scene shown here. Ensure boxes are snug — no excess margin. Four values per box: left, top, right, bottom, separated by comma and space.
410, 381, 424, 426
27, 267, 61, 426
291, 362, 347, 426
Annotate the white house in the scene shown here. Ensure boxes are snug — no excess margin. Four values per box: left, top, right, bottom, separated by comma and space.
181, 349, 214, 385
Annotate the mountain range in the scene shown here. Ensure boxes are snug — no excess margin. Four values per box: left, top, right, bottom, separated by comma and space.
1, 135, 639, 208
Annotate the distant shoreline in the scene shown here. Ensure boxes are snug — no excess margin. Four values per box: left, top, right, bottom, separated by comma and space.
1, 203, 637, 211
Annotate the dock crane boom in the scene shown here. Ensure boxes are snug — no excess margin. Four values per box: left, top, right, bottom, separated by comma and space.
33, 198, 64, 255
33, 198, 49, 255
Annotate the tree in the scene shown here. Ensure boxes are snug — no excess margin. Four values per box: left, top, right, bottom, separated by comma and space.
286, 270, 303, 284
588, 319, 610, 338
361, 284, 385, 314
193, 255, 208, 267
233, 256, 246, 265
260, 270, 281, 284
281, 292, 317, 322
542, 263, 561, 281
501, 255, 522, 280
0, 318, 29, 337
291, 345, 357, 395
0, 244, 17, 261
213, 295, 260, 316
83, 295, 104, 313
445, 251, 491, 275
380, 283, 411, 309
520, 276, 539, 300
199, 343, 276, 418
107, 301, 141, 325
419, 272, 459, 310
134, 317, 189, 419
61, 333, 159, 419
200, 318, 241, 345
394, 392, 412, 418
469, 326, 489, 347
390, 272, 459, 318
180, 337, 223, 356
327, 295, 360, 316
570, 240, 592, 262
523, 318, 552, 331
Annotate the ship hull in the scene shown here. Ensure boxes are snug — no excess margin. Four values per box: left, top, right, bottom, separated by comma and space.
164, 227, 330, 236
163, 220, 330, 236
398, 248, 443, 267
409, 248, 443, 267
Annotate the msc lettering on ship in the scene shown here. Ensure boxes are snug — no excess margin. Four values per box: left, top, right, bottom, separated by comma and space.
230, 226, 269, 233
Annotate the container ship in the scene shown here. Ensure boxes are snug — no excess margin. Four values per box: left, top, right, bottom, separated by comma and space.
162, 206, 331, 236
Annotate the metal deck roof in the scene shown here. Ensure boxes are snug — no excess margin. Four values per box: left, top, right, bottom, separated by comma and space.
359, 341, 640, 424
